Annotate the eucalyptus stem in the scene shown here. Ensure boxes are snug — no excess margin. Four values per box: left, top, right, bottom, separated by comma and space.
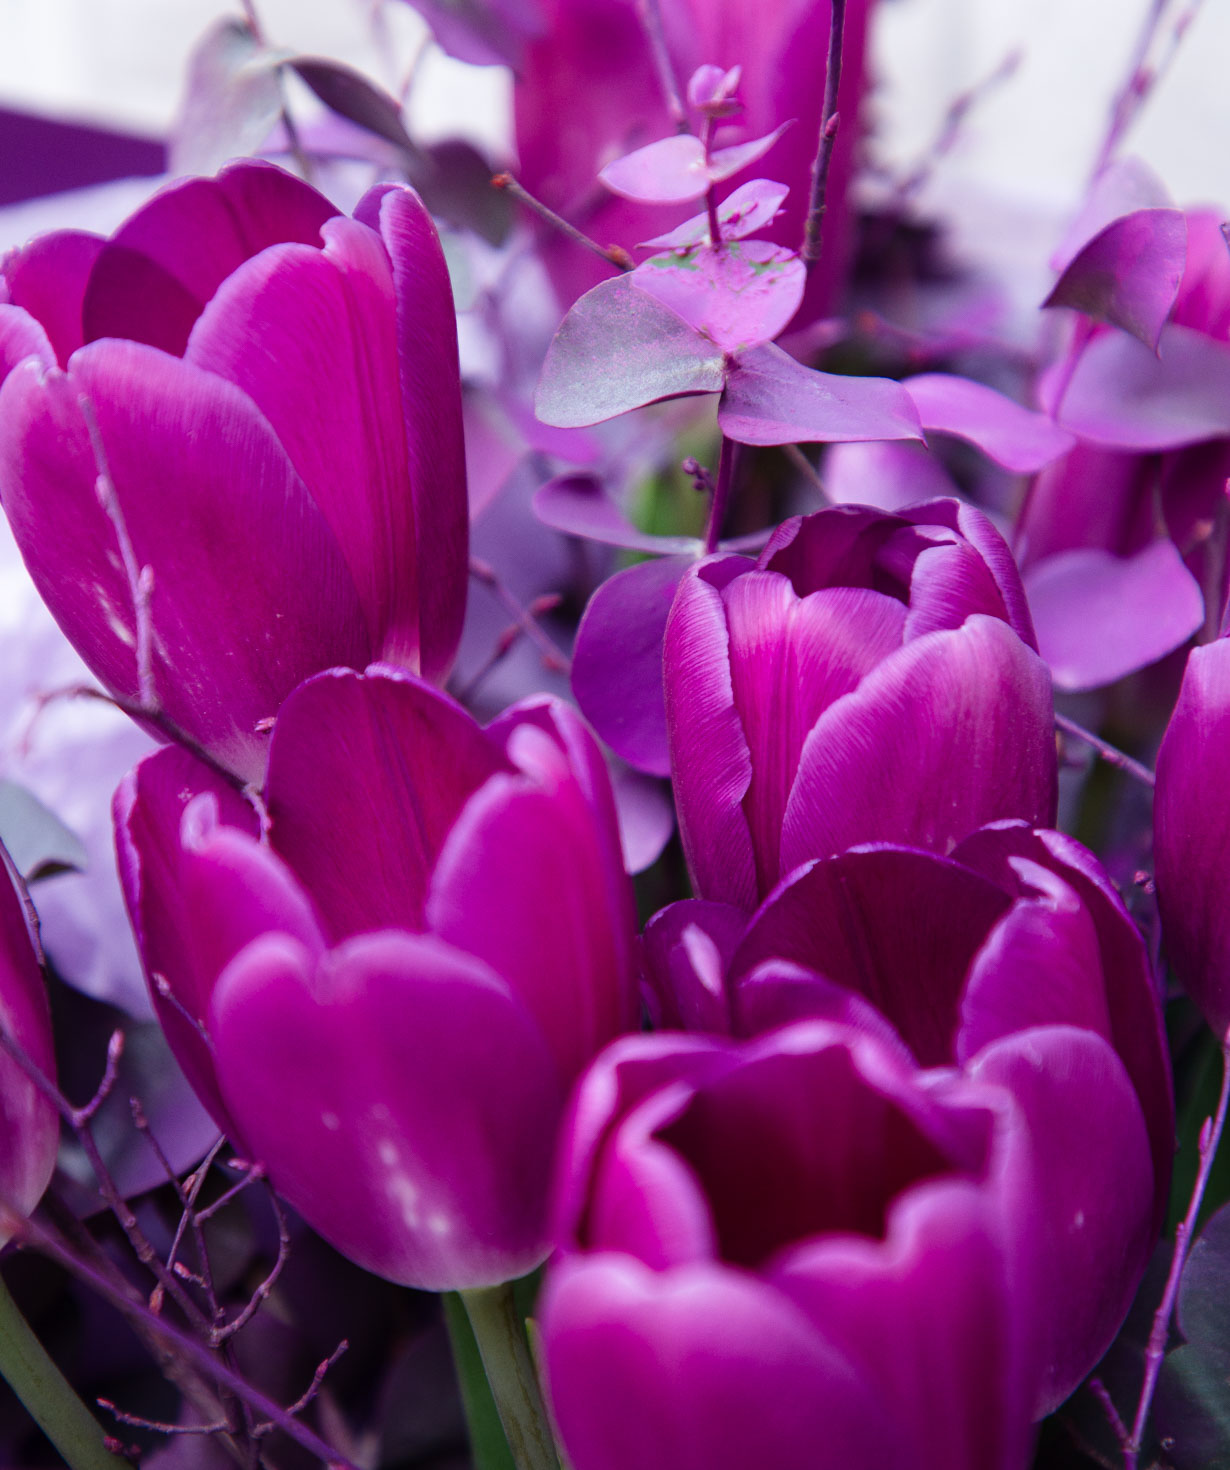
460, 1283, 560, 1470
801, 0, 846, 266
0, 1272, 127, 1470
703, 435, 739, 554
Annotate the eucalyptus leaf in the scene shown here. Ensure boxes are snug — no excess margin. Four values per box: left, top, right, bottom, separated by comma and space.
170, 19, 285, 176
0, 779, 87, 882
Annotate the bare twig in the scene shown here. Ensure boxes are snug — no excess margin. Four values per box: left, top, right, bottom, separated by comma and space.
801, 0, 846, 266
636, 0, 687, 130
493, 173, 633, 272
1054, 712, 1156, 789
1125, 1042, 1230, 1466
469, 558, 571, 676
256, 1341, 348, 1429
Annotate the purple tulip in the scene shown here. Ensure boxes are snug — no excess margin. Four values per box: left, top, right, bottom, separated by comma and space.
0, 161, 467, 783
513, 0, 874, 317
0, 844, 58, 1245
539, 1023, 1035, 1470
642, 821, 1171, 1413
1156, 637, 1230, 1039
114, 667, 638, 1290
663, 501, 1057, 910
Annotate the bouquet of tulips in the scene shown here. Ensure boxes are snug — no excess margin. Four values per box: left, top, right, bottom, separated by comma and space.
0, 1, 1226, 1466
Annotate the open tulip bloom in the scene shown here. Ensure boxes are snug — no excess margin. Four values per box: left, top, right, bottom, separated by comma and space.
2, 4, 1229, 1463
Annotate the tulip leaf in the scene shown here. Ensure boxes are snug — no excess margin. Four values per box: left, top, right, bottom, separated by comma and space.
443, 1292, 517, 1470
0, 780, 87, 883
1154, 1203, 1230, 1468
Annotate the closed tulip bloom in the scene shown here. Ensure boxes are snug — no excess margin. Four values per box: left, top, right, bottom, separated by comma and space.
0, 161, 467, 783
1156, 636, 1230, 1039
0, 844, 57, 1245
642, 821, 1171, 1413
663, 501, 1057, 910
539, 1023, 1035, 1470
114, 667, 637, 1290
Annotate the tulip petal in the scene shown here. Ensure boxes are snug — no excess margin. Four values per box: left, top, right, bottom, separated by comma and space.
970, 1027, 1154, 1415
0, 304, 54, 384
266, 668, 505, 940
663, 560, 758, 910
212, 929, 565, 1290
1156, 639, 1230, 1040
185, 219, 421, 662
721, 574, 906, 891
81, 161, 338, 356
356, 184, 469, 679
642, 899, 749, 1033
781, 617, 1057, 868
731, 849, 1010, 1065
427, 720, 635, 1078
0, 848, 57, 1243
771, 1179, 1029, 1470
1, 230, 102, 368
540, 1255, 898, 1470
0, 344, 372, 781
113, 747, 260, 1132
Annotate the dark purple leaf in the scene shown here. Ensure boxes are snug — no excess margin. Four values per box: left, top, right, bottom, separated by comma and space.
640, 180, 788, 250
1024, 539, 1204, 690
412, 138, 513, 246
535, 275, 725, 428
170, 19, 283, 176
1058, 323, 1230, 449
903, 374, 1075, 472
393, 0, 543, 69
718, 343, 922, 447
572, 556, 692, 777
533, 474, 698, 553
633, 240, 804, 352
1045, 208, 1187, 351
611, 766, 675, 873
288, 57, 415, 156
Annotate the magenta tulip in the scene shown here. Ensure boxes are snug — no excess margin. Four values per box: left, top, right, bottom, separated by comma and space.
114, 667, 638, 1290
539, 1023, 1035, 1470
663, 501, 1057, 910
0, 844, 57, 1245
642, 820, 1171, 1412
0, 161, 467, 782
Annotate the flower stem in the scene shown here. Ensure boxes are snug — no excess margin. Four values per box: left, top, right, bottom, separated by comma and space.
1124, 1039, 1230, 1466
460, 1283, 560, 1470
0, 1271, 128, 1470
703, 436, 739, 554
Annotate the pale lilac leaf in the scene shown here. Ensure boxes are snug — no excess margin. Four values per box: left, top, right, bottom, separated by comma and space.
719, 343, 922, 448
170, 19, 284, 177
1025, 540, 1204, 690
634, 241, 804, 353
824, 441, 960, 511
1059, 323, 1230, 449
903, 374, 1075, 473
533, 474, 698, 554
1045, 209, 1187, 352
707, 123, 793, 185
536, 275, 725, 428
1051, 158, 1173, 273
599, 134, 711, 205
0, 780, 87, 881
640, 180, 788, 251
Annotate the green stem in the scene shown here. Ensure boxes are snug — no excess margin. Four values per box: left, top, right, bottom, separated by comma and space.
460, 1283, 560, 1470
443, 1292, 515, 1470
0, 1271, 127, 1470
